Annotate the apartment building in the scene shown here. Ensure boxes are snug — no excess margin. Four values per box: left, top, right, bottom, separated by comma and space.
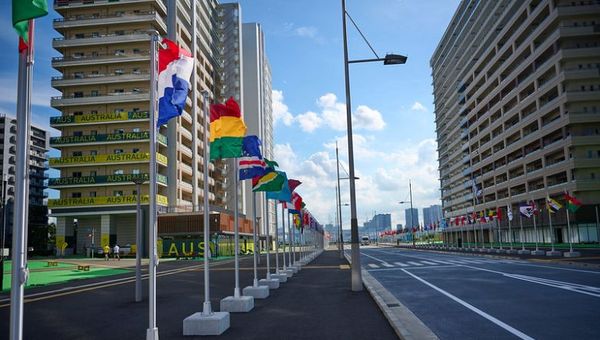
423, 204, 443, 227
48, 0, 224, 254
432, 0, 600, 244
0, 114, 49, 251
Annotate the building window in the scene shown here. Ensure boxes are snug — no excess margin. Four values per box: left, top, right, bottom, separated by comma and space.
114, 149, 123, 154
73, 131, 83, 137
115, 69, 124, 75
132, 148, 140, 153
114, 170, 124, 175
72, 151, 82, 157
74, 92, 83, 98
72, 192, 81, 198
133, 127, 140, 132
114, 49, 125, 56
90, 171, 97, 176
133, 48, 141, 54
90, 130, 97, 136
132, 169, 140, 174
72, 172, 81, 177
90, 150, 97, 156
114, 89, 124, 93
113, 190, 123, 197
91, 90, 99, 97
89, 192, 96, 197
91, 110, 98, 114
132, 68, 140, 75
74, 72, 84, 79
114, 128, 124, 134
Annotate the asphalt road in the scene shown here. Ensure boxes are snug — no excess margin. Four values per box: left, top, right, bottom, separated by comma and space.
358, 246, 600, 340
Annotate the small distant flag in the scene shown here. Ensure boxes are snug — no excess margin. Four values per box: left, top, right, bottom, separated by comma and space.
564, 192, 582, 212
507, 205, 513, 221
546, 196, 562, 213
519, 203, 535, 218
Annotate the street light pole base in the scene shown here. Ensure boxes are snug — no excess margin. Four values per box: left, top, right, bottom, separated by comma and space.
564, 251, 581, 258
350, 242, 363, 292
146, 327, 159, 340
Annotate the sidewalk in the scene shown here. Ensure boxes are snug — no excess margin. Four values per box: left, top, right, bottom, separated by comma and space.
0, 249, 398, 339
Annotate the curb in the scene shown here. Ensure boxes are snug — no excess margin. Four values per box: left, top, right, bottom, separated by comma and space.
345, 253, 439, 340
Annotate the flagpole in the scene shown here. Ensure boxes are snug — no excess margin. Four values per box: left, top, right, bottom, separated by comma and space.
201, 91, 212, 315
519, 211, 525, 251
10, 18, 34, 340
147, 31, 159, 340
281, 204, 287, 272
275, 202, 279, 274
566, 208, 573, 253
508, 206, 513, 251
548, 205, 555, 252
533, 208, 539, 252
288, 213, 292, 267
233, 160, 240, 298
265, 198, 272, 280
252, 192, 259, 287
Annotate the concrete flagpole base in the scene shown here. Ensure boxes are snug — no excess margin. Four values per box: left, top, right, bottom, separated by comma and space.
495, 249, 506, 254
183, 312, 230, 336
258, 278, 280, 289
271, 273, 288, 282
564, 251, 581, 258
243, 285, 269, 299
283, 268, 294, 277
289, 266, 299, 274
220, 296, 254, 313
546, 250, 562, 257
506, 249, 518, 254
146, 327, 159, 340
530, 250, 546, 256
517, 249, 531, 255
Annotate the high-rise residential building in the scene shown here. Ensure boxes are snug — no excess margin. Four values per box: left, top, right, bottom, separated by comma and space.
241, 22, 274, 235
423, 204, 443, 227
433, 0, 600, 243
0, 114, 49, 251
49, 0, 224, 254
396, 224, 403, 231
404, 208, 419, 229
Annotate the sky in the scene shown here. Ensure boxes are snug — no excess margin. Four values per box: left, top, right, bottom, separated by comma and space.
0, 0, 461, 229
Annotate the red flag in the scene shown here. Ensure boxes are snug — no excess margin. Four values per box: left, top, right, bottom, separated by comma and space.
496, 207, 502, 221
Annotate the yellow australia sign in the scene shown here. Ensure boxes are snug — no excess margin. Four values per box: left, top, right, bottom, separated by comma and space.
48, 194, 168, 208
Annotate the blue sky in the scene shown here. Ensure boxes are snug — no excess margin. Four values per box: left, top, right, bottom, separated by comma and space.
0, 0, 460, 229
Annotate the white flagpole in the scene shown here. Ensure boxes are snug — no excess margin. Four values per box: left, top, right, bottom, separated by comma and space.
274, 202, 279, 274
147, 31, 159, 340
533, 207, 539, 252
281, 204, 287, 271
252, 192, 259, 286
265, 198, 271, 280
548, 204, 555, 252
519, 210, 525, 251
508, 206, 513, 250
566, 208, 574, 253
233, 160, 240, 298
201, 91, 212, 315
287, 213, 292, 266
10, 19, 34, 340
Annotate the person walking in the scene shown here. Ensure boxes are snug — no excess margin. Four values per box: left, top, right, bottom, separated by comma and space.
103, 244, 110, 261
113, 244, 120, 261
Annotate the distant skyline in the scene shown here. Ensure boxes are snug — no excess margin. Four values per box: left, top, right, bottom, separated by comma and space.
0, 0, 461, 228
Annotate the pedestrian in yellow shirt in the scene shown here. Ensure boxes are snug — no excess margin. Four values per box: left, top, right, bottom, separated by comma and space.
103, 245, 110, 261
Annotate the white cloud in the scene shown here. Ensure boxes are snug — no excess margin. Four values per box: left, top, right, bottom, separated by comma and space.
317, 93, 347, 131
411, 101, 427, 112
353, 105, 385, 131
296, 111, 322, 132
293, 26, 318, 38
272, 90, 294, 126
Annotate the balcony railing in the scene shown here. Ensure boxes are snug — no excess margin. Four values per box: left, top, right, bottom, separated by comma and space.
50, 131, 167, 146
51, 91, 149, 107
50, 111, 149, 126
48, 194, 168, 208
52, 52, 150, 67
48, 173, 167, 187
51, 72, 150, 87
52, 32, 151, 48
49, 152, 168, 167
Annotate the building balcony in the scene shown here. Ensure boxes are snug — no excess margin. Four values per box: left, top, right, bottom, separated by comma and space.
48, 194, 168, 208
54, 0, 167, 15
49, 152, 168, 168
53, 11, 166, 32
50, 131, 167, 147
48, 173, 167, 188
51, 91, 149, 107
52, 52, 150, 68
51, 72, 150, 88
50, 111, 149, 127
52, 32, 151, 49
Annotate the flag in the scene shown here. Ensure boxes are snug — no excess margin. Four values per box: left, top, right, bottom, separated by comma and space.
252, 171, 285, 192
288, 179, 302, 192
266, 171, 292, 202
564, 192, 582, 212
209, 97, 247, 160
529, 200, 539, 215
546, 196, 562, 213
238, 136, 268, 180
519, 203, 534, 218
288, 192, 303, 214
13, 0, 48, 52
496, 207, 503, 221
157, 38, 194, 126
471, 178, 482, 201
507, 205, 513, 221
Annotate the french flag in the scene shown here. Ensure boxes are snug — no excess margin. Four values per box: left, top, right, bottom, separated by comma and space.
157, 38, 194, 127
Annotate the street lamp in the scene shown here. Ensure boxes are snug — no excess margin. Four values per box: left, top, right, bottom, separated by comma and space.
132, 175, 147, 303
342, 0, 406, 291
399, 180, 414, 246
0, 174, 7, 291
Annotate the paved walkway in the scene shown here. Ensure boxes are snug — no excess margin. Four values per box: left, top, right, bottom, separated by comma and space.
0, 250, 397, 339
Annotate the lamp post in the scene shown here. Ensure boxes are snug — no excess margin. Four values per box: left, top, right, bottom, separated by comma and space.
341, 0, 406, 291
399, 180, 414, 246
0, 174, 7, 291
132, 176, 146, 303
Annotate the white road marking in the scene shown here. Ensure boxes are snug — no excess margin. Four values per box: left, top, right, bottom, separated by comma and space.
402, 269, 534, 340
407, 261, 423, 266
368, 263, 380, 268
394, 262, 408, 267
382, 262, 394, 268
420, 261, 439, 265
459, 264, 600, 298
430, 260, 453, 264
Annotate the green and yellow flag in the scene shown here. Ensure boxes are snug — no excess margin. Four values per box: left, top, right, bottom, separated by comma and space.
12, 0, 48, 52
